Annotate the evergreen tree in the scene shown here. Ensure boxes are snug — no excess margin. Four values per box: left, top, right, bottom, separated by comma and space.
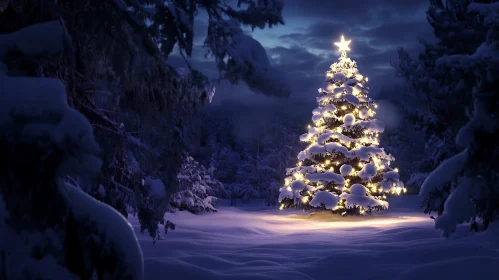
0, 21, 142, 279
196, 102, 303, 203
393, 0, 491, 214
171, 153, 226, 213
419, 1, 499, 237
117, 0, 290, 97
0, 0, 290, 242
279, 36, 405, 215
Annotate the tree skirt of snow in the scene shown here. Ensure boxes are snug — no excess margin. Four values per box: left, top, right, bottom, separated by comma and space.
309, 191, 339, 209
132, 195, 499, 280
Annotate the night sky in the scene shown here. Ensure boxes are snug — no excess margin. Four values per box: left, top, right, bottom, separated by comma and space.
170, 0, 435, 107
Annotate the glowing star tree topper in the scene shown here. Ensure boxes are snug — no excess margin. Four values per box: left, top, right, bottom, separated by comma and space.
278, 35, 405, 215
334, 35, 351, 56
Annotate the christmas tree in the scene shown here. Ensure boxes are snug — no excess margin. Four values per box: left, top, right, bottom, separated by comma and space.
278, 35, 406, 215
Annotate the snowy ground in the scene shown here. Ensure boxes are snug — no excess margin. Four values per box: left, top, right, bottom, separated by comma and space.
129, 196, 499, 280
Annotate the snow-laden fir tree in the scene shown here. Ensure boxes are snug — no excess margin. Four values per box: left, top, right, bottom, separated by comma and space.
0, 21, 142, 279
279, 36, 406, 215
419, 1, 499, 237
171, 153, 226, 214
393, 0, 488, 214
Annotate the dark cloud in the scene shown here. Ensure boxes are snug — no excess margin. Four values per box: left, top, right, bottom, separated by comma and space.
267, 46, 322, 68
284, 0, 428, 23
166, 1, 434, 107
361, 20, 434, 48
265, 46, 341, 101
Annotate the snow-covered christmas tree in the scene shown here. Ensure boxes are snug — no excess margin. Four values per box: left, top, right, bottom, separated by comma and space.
278, 35, 406, 215
171, 153, 226, 214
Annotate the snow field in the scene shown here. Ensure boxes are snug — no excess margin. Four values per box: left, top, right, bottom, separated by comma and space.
131, 195, 499, 280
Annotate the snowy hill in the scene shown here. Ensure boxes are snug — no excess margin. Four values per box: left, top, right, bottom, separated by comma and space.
130, 195, 499, 279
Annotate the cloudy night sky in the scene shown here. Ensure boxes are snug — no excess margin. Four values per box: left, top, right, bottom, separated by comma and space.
170, 0, 435, 108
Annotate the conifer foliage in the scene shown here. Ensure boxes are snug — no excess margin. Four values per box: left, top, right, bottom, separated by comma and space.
0, 21, 143, 279
418, 1, 499, 237
172, 154, 226, 214
279, 36, 405, 215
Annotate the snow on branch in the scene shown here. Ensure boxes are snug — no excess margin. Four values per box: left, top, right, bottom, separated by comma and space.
419, 149, 468, 197
0, 19, 69, 59
224, 0, 285, 30
205, 19, 290, 97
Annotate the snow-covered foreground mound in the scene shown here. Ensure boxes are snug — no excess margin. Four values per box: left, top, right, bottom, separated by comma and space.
129, 195, 499, 280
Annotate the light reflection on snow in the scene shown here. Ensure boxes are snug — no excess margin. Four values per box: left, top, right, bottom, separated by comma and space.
207, 210, 432, 235
132, 197, 499, 280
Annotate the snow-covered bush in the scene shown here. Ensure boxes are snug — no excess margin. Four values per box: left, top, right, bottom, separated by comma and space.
171, 154, 225, 214
420, 1, 499, 237
0, 21, 142, 279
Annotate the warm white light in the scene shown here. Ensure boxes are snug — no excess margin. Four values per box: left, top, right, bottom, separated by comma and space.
294, 173, 304, 180
334, 35, 351, 54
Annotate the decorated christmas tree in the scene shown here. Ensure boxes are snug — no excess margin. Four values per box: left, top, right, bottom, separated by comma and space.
278, 35, 406, 215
